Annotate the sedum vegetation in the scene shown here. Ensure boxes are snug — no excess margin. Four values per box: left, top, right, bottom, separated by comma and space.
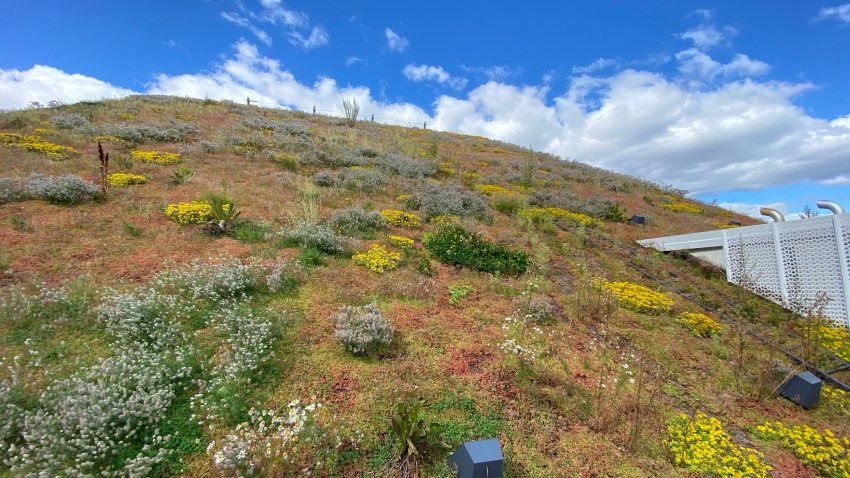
0, 95, 847, 477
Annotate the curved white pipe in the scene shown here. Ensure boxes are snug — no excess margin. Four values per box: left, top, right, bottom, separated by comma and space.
760, 207, 785, 222
816, 200, 845, 215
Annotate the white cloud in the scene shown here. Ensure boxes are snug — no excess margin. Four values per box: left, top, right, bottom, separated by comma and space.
402, 64, 467, 90
222, 11, 273, 46
2, 42, 850, 197
676, 49, 770, 79
821, 175, 850, 186
287, 26, 329, 49
254, 0, 308, 27
815, 3, 850, 23
222, 1, 326, 49
718, 201, 786, 220
678, 23, 738, 50
459, 64, 521, 82
572, 58, 617, 75
346, 56, 362, 66
385, 28, 409, 52
0, 65, 135, 109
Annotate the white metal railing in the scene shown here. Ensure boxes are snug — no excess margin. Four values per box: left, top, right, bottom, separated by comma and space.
640, 213, 850, 328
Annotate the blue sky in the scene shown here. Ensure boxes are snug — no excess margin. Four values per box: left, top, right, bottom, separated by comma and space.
1, 0, 850, 218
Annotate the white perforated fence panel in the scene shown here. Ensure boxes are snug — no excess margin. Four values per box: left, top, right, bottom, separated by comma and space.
724, 215, 850, 328
725, 224, 785, 305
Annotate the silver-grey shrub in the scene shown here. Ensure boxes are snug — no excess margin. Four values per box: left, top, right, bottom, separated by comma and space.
0, 178, 26, 204
331, 205, 387, 234
99, 120, 199, 144
191, 303, 277, 424
380, 153, 437, 178
151, 257, 257, 302
282, 221, 360, 254
311, 168, 385, 193
240, 116, 310, 136
5, 348, 189, 477
25, 173, 100, 204
331, 303, 393, 356
406, 181, 492, 221
50, 113, 90, 130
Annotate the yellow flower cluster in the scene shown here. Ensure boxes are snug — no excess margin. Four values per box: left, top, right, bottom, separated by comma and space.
94, 135, 128, 145
0, 132, 76, 160
106, 173, 147, 187
713, 222, 740, 229
350, 165, 373, 171
660, 202, 704, 214
492, 148, 507, 154
164, 201, 214, 225
32, 128, 58, 135
677, 312, 722, 337
429, 214, 461, 226
520, 207, 602, 228
593, 279, 674, 315
476, 161, 489, 167
389, 235, 414, 248
462, 172, 481, 180
821, 387, 850, 417
353, 244, 401, 273
806, 324, 850, 363
439, 161, 456, 177
396, 194, 411, 202
120, 112, 135, 120
131, 150, 182, 164
474, 184, 518, 196
755, 422, 850, 476
665, 413, 771, 478
175, 114, 194, 120
380, 209, 421, 228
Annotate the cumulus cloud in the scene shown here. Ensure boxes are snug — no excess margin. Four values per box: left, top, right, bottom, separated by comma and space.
814, 3, 850, 23
222, 11, 273, 46
288, 26, 329, 49
2, 41, 849, 196
0, 65, 136, 109
459, 64, 521, 82
385, 28, 409, 52
821, 175, 850, 186
346, 56, 362, 66
676, 49, 770, 79
678, 23, 738, 49
718, 201, 785, 220
572, 58, 617, 75
402, 64, 467, 90
221, 1, 326, 49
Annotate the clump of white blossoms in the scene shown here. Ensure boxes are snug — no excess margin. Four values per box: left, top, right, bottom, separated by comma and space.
330, 303, 394, 356
210, 401, 319, 476
498, 315, 545, 365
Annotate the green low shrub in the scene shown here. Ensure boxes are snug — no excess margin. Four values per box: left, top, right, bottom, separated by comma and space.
423, 225, 528, 276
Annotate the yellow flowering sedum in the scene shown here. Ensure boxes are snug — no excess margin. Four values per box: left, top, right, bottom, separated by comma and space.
32, 128, 58, 135
805, 323, 850, 363
353, 244, 401, 273
666, 413, 771, 478
754, 422, 850, 477
380, 209, 421, 228
594, 279, 674, 315
396, 194, 411, 202
677, 312, 722, 337
164, 201, 215, 225
429, 214, 461, 226
712, 222, 740, 229
131, 150, 182, 164
389, 235, 414, 248
474, 184, 517, 196
660, 202, 704, 214
520, 207, 602, 228
0, 132, 76, 160
106, 173, 147, 187
439, 161, 456, 176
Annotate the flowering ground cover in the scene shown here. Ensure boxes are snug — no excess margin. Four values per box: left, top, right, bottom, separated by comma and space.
0, 96, 845, 477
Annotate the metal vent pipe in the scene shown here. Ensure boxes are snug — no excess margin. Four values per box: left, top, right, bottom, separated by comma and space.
760, 207, 785, 222
816, 200, 845, 215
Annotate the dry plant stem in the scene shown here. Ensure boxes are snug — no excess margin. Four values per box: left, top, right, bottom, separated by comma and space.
97, 140, 109, 195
